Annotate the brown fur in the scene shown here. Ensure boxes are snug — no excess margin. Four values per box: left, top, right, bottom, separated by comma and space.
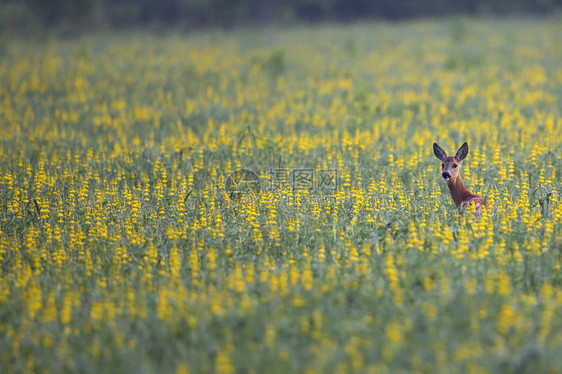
446, 175, 486, 208
433, 142, 486, 210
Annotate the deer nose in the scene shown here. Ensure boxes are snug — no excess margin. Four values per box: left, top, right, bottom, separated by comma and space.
442, 172, 450, 179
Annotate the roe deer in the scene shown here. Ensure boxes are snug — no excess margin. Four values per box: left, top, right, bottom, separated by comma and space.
433, 142, 486, 212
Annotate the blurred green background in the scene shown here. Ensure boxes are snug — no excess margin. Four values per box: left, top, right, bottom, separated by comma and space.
1, 0, 562, 36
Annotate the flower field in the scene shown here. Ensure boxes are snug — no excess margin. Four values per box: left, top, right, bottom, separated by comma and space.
1, 17, 561, 373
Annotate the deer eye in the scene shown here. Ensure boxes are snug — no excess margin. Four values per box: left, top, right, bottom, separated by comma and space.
452, 164, 457, 168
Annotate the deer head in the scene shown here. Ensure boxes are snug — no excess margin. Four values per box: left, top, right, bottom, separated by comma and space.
433, 142, 469, 182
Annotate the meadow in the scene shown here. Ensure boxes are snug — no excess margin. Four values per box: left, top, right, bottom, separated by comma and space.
0, 17, 561, 373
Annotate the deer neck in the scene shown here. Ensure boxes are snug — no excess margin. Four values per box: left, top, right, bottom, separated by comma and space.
446, 175, 471, 207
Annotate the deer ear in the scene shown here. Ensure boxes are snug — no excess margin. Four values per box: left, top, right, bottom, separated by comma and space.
455, 142, 468, 161
433, 143, 447, 161
455, 142, 469, 161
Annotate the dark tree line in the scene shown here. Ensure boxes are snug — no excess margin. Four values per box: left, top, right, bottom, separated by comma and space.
1, 0, 561, 34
